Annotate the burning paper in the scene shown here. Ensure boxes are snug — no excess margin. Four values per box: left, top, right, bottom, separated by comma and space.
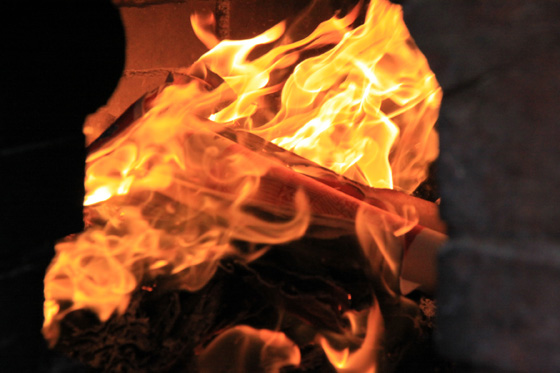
44, 0, 443, 371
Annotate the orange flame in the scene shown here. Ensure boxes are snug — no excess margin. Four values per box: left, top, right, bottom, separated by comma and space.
198, 326, 301, 372
44, 2, 441, 372
319, 303, 383, 373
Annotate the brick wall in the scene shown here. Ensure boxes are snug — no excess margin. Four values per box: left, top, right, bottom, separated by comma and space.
85, 0, 212, 143
86, 0, 312, 143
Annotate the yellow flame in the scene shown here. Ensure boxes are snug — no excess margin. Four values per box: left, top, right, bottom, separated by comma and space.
44, 3, 441, 368
194, 0, 441, 193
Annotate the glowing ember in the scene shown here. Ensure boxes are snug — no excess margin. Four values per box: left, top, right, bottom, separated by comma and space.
43, 0, 442, 371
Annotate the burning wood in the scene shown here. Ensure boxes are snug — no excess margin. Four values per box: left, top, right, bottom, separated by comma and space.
43, 0, 446, 371
87, 89, 444, 294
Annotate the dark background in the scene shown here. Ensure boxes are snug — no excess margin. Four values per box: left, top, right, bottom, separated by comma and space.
1, 1, 124, 371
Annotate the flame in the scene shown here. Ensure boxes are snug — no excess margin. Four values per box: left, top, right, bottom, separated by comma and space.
355, 201, 419, 291
195, 0, 441, 193
198, 326, 301, 372
44, 1, 441, 371
319, 303, 383, 373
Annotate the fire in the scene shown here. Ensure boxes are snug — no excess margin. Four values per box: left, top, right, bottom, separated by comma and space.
319, 304, 383, 373
195, 0, 440, 193
198, 326, 301, 372
44, 0, 441, 371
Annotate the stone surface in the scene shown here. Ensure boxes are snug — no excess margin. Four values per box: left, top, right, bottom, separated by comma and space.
401, 0, 560, 92
404, 1, 560, 237
438, 239, 560, 372
401, 0, 560, 239
437, 49, 560, 239
399, 1, 560, 371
